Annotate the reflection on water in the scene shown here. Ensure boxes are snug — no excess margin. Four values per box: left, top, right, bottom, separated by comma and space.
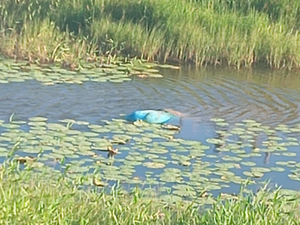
1, 66, 300, 193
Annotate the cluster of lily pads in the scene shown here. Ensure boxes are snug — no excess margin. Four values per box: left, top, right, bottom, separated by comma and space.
0, 115, 300, 203
0, 57, 179, 85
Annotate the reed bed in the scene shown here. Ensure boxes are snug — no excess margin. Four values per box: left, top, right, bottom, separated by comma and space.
1, 0, 300, 68
0, 160, 299, 224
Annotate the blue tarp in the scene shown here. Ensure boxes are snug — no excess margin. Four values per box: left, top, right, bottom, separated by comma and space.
126, 110, 178, 124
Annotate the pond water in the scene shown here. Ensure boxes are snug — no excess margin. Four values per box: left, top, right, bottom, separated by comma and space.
1, 61, 300, 201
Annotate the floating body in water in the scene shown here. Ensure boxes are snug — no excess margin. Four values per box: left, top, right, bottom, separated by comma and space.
126, 109, 183, 124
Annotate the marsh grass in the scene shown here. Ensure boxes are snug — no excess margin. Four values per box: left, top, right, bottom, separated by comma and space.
0, 160, 299, 224
1, 0, 300, 68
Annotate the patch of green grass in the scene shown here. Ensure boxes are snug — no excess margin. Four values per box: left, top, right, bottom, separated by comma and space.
0, 160, 299, 224
1, 0, 300, 68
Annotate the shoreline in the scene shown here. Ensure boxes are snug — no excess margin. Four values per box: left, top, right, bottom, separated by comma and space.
1, 0, 300, 69
0, 160, 299, 224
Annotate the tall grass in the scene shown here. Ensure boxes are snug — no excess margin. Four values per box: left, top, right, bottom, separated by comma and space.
0, 160, 300, 224
1, 0, 300, 68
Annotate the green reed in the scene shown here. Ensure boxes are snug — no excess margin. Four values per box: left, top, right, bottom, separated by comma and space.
0, 160, 299, 224
1, 0, 300, 68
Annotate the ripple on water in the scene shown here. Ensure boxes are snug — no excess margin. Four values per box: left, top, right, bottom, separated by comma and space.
1, 66, 300, 194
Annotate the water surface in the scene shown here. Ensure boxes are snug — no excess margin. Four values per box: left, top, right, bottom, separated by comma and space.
1, 65, 300, 196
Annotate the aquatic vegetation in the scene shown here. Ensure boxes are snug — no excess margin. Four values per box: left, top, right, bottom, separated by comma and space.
0, 113, 299, 202
0, 161, 299, 224
1, 0, 300, 68
0, 57, 173, 84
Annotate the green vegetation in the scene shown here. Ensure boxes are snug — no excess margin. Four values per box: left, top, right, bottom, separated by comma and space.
0, 160, 299, 224
1, 113, 300, 200
0, 54, 175, 84
1, 0, 300, 69
0, 114, 300, 202
0, 112, 299, 210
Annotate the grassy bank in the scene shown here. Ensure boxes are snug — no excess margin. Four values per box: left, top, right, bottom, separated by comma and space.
1, 0, 300, 69
0, 160, 299, 224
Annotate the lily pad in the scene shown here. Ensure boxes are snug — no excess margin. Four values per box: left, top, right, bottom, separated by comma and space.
143, 162, 166, 169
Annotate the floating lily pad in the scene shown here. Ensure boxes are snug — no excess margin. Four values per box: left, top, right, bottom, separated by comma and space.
143, 162, 166, 169
210, 118, 225, 122
206, 138, 225, 145
270, 167, 285, 172
29, 117, 48, 122
241, 161, 256, 167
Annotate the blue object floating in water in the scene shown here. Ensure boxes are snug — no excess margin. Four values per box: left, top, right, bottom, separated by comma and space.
126, 109, 179, 124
